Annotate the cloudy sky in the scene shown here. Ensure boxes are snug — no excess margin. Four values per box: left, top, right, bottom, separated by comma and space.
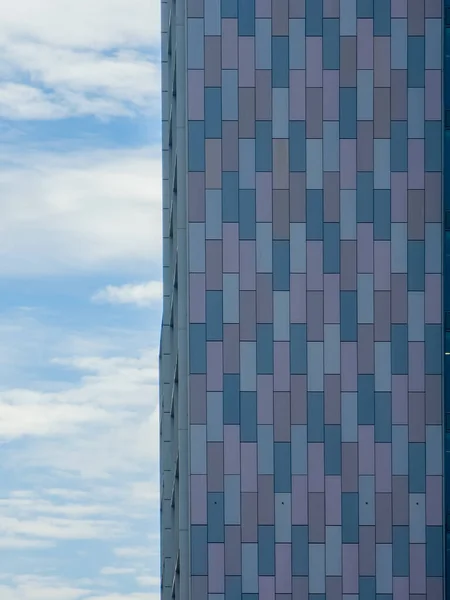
0, 1, 162, 598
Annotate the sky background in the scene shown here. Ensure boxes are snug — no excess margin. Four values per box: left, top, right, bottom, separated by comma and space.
0, 1, 162, 598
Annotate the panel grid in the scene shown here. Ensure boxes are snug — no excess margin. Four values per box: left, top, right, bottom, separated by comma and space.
160, 0, 448, 598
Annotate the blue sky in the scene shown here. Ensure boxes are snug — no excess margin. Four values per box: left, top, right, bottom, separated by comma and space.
0, 1, 162, 598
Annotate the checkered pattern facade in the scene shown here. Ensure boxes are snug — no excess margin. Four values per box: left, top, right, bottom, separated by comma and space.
160, 0, 445, 598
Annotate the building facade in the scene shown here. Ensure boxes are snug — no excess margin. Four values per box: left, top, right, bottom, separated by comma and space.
160, 1, 445, 598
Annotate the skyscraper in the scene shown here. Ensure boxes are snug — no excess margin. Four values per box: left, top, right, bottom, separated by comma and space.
159, 1, 444, 598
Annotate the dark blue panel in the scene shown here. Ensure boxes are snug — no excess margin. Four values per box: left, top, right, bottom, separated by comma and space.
289, 121, 306, 172
222, 172, 239, 222
189, 324, 207, 373
223, 374, 240, 424
257, 324, 274, 374
240, 391, 257, 442
238, 0, 255, 35
274, 443, 292, 492
272, 37, 289, 87
239, 189, 256, 240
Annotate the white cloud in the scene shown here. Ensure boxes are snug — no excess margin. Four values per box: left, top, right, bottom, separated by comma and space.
0, 349, 159, 480
0, 400, 119, 439
0, 84, 67, 120
0, 576, 90, 600
0, 0, 161, 119
0, 0, 160, 50
0, 48, 160, 120
127, 481, 160, 507
0, 538, 55, 550
135, 575, 159, 588
0, 146, 161, 277
86, 594, 157, 600
44, 489, 89, 500
92, 282, 162, 308
0, 496, 121, 519
0, 575, 160, 600
0, 349, 161, 442
0, 2, 163, 596
100, 569, 135, 577
113, 547, 152, 560
18, 413, 160, 480
0, 515, 123, 541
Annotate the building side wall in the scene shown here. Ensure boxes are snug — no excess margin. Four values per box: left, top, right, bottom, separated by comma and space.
160, 0, 190, 598
180, 0, 444, 598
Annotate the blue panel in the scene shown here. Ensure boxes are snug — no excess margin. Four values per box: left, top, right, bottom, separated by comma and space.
425, 324, 443, 375
408, 35, 425, 88
391, 324, 408, 375
191, 525, 208, 574
322, 19, 340, 69
274, 443, 292, 492
222, 172, 239, 222
305, 0, 323, 36
257, 324, 274, 374
206, 291, 224, 341
222, 69, 238, 120
240, 391, 257, 442
427, 526, 444, 577
425, 121, 442, 172
239, 189, 256, 240
223, 374, 240, 425
357, 0, 373, 17
204, 88, 222, 138
392, 526, 409, 576
407, 241, 425, 291
292, 526, 309, 576
357, 172, 374, 223
208, 493, 225, 542
391, 121, 408, 172
272, 37, 289, 87
342, 493, 359, 543
225, 576, 242, 598
238, 0, 255, 36
340, 291, 357, 341
188, 121, 205, 171
374, 392, 392, 443
358, 374, 375, 425
221, 0, 238, 18
255, 121, 273, 172
290, 324, 307, 375
325, 425, 342, 475
359, 577, 376, 600
190, 324, 207, 373
340, 88, 357, 139
273, 241, 290, 290
373, 190, 391, 240
308, 392, 324, 442
258, 526, 275, 575
373, 0, 391, 36
306, 190, 324, 240
289, 121, 306, 172
391, 19, 407, 69
323, 223, 340, 273
409, 443, 426, 493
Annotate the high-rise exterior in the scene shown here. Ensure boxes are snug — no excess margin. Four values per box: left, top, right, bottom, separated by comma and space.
159, 1, 445, 598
